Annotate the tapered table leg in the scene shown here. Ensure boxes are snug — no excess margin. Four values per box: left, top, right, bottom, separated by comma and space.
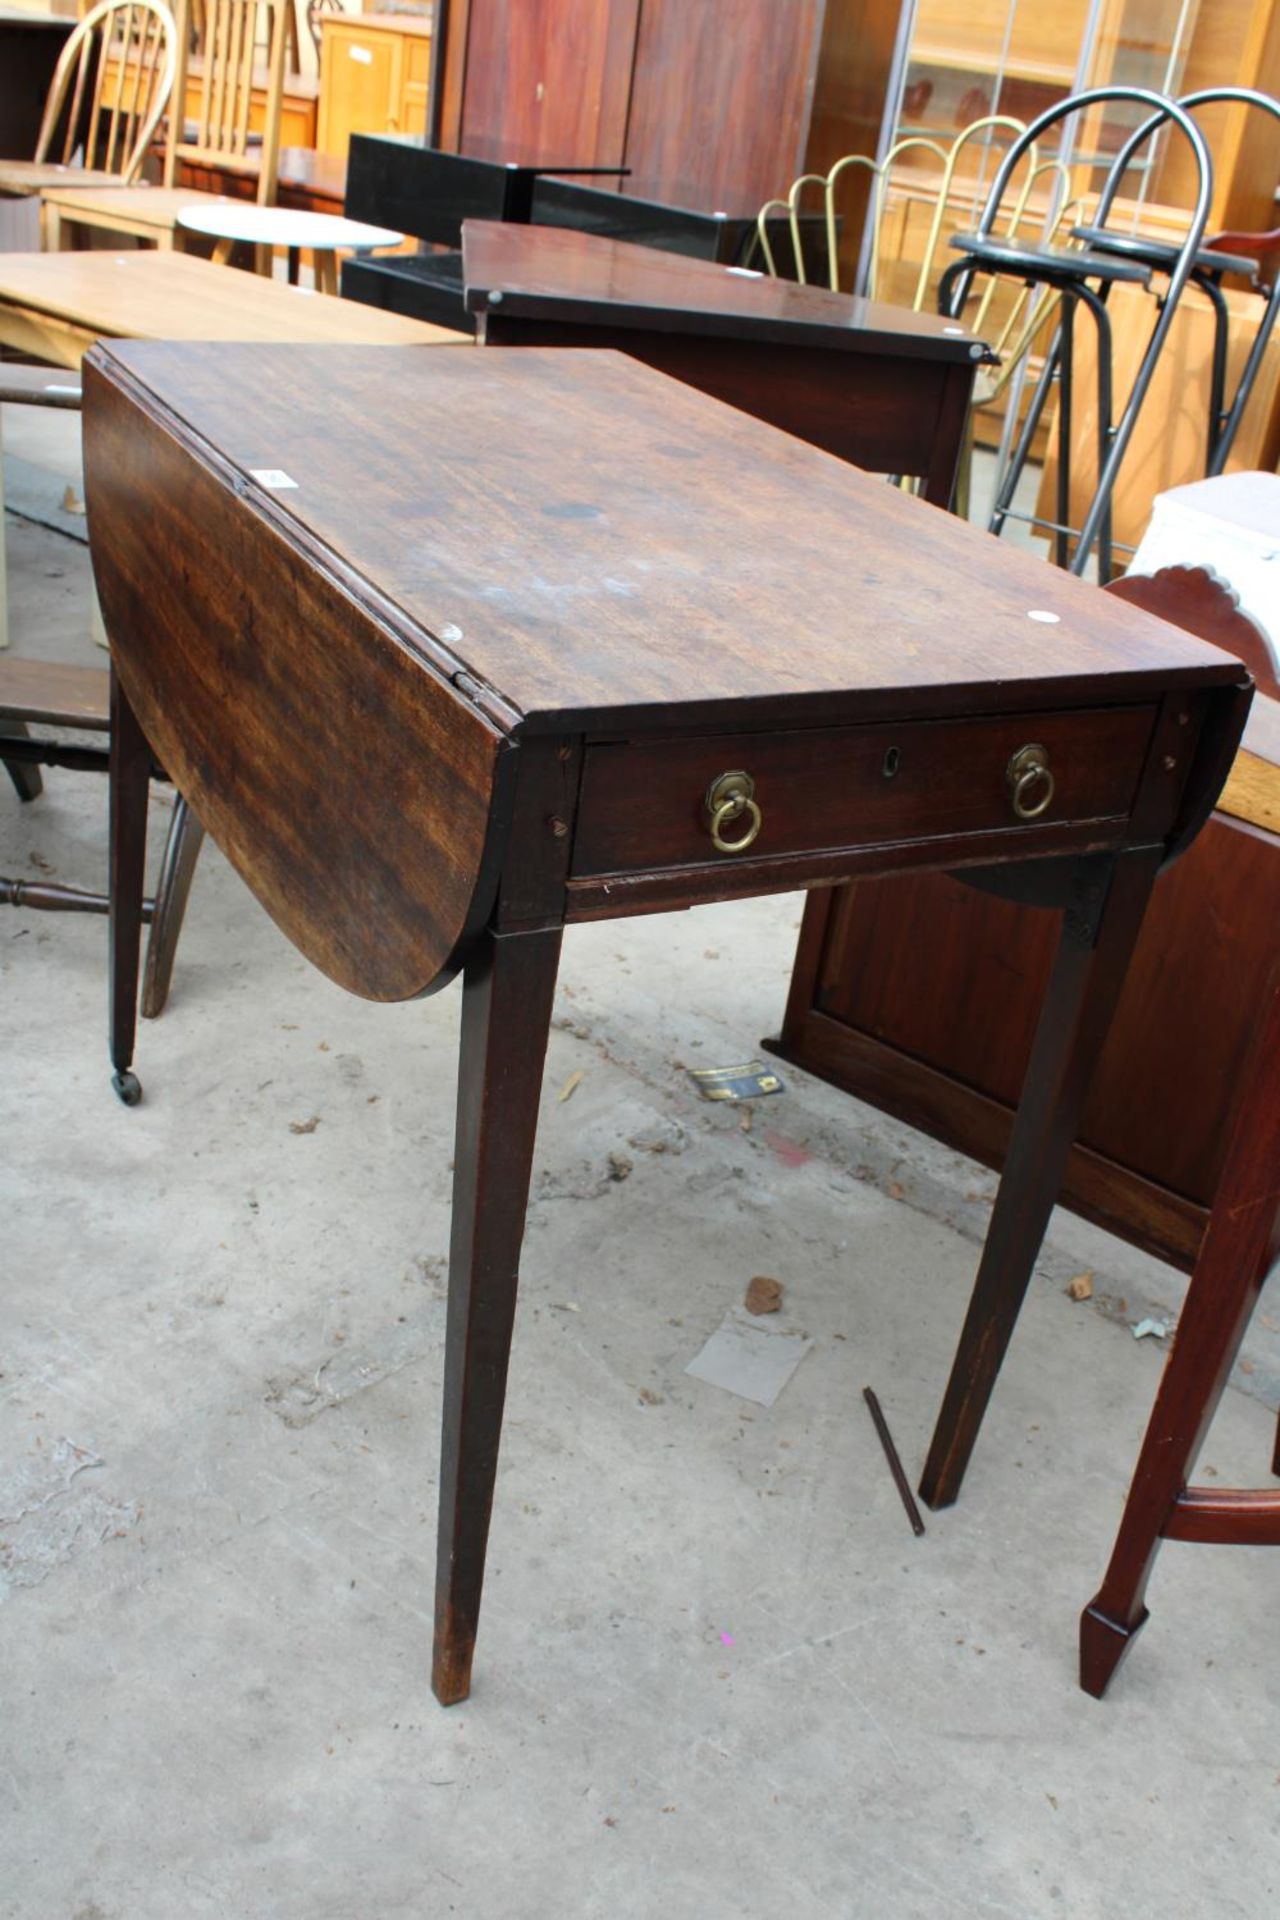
433, 924, 563, 1706
920, 847, 1163, 1509
1080, 963, 1280, 1697
108, 668, 150, 1106
141, 794, 205, 1019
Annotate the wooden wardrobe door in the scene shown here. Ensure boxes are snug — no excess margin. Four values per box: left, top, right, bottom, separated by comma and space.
456, 0, 641, 167
622, 0, 824, 207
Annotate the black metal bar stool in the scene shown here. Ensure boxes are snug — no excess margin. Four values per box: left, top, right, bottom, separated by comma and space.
1072, 87, 1280, 481
938, 87, 1213, 584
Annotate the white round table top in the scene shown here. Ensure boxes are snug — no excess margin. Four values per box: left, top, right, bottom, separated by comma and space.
176, 205, 403, 251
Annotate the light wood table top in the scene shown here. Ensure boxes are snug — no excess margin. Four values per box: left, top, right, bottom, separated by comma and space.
40, 184, 225, 234
0, 249, 464, 364
176, 203, 403, 251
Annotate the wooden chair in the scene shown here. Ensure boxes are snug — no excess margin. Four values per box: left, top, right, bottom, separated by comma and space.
0, 0, 176, 198
40, 0, 290, 253
1, 366, 203, 1021
1075, 564, 1280, 1698
1080, 953, 1280, 1698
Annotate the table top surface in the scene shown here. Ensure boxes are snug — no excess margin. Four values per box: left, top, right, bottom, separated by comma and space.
0, 161, 125, 188
463, 221, 990, 361
175, 204, 403, 249
0, 251, 461, 347
42, 183, 221, 219
96, 339, 1242, 733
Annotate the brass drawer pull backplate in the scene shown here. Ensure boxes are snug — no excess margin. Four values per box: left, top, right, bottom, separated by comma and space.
1006, 742, 1055, 820
705, 769, 762, 854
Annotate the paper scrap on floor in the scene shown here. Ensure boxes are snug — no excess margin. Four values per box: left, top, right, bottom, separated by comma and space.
685, 1307, 813, 1408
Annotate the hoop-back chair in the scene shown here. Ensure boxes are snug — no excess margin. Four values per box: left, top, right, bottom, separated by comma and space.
39, 0, 290, 254
0, 0, 176, 199
43, 0, 403, 289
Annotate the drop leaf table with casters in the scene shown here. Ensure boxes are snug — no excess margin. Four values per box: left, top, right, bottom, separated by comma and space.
82, 342, 1250, 1705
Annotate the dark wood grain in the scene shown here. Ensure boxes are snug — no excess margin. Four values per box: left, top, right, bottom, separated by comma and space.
572, 707, 1155, 877
622, 0, 822, 207
452, 0, 639, 169
434, 923, 563, 1704
83, 352, 509, 1004
479, 318, 974, 497
465, 222, 986, 497
429, 0, 925, 269
771, 568, 1277, 1271
464, 220, 988, 360
88, 343, 1247, 740
1080, 960, 1280, 1697
108, 666, 150, 1105
919, 847, 1164, 1509
84, 340, 1253, 1706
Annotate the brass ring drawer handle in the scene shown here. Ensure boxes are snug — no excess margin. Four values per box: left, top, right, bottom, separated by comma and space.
1007, 743, 1055, 820
705, 769, 762, 854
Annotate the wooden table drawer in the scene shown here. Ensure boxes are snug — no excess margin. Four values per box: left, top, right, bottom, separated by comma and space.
571, 706, 1158, 877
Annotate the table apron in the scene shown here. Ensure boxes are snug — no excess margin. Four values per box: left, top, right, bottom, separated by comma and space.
0, 305, 89, 368
562, 817, 1146, 920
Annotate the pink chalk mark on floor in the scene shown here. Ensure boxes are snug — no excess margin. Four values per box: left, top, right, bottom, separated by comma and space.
764, 1133, 811, 1170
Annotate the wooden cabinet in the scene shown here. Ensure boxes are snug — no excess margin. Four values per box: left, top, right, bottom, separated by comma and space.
317, 12, 433, 160
429, 0, 903, 232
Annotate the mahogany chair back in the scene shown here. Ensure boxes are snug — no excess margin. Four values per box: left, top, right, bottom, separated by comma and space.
34, 0, 177, 184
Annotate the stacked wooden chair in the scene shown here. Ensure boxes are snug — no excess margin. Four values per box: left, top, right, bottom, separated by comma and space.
41, 0, 401, 291
1, 374, 203, 1024
40, 0, 292, 249
0, 0, 176, 213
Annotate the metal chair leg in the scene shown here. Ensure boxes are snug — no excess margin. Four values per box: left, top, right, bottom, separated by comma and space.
1054, 296, 1075, 571
1209, 278, 1280, 477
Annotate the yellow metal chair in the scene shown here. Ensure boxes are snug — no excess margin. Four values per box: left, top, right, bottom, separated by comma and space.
757, 118, 1083, 506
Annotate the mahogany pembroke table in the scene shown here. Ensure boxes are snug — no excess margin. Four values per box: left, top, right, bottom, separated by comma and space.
82, 342, 1250, 1704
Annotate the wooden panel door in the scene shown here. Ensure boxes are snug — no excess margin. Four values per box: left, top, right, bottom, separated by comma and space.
318, 20, 401, 156
455, 0, 641, 167
622, 0, 824, 205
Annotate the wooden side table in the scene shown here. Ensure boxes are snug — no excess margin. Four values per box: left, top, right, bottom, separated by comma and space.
82, 342, 1250, 1705
462, 219, 992, 504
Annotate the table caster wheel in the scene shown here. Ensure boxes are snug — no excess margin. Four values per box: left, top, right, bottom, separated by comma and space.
113, 1070, 142, 1106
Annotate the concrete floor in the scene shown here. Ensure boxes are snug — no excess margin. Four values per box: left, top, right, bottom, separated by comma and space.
3, 409, 1279, 1919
